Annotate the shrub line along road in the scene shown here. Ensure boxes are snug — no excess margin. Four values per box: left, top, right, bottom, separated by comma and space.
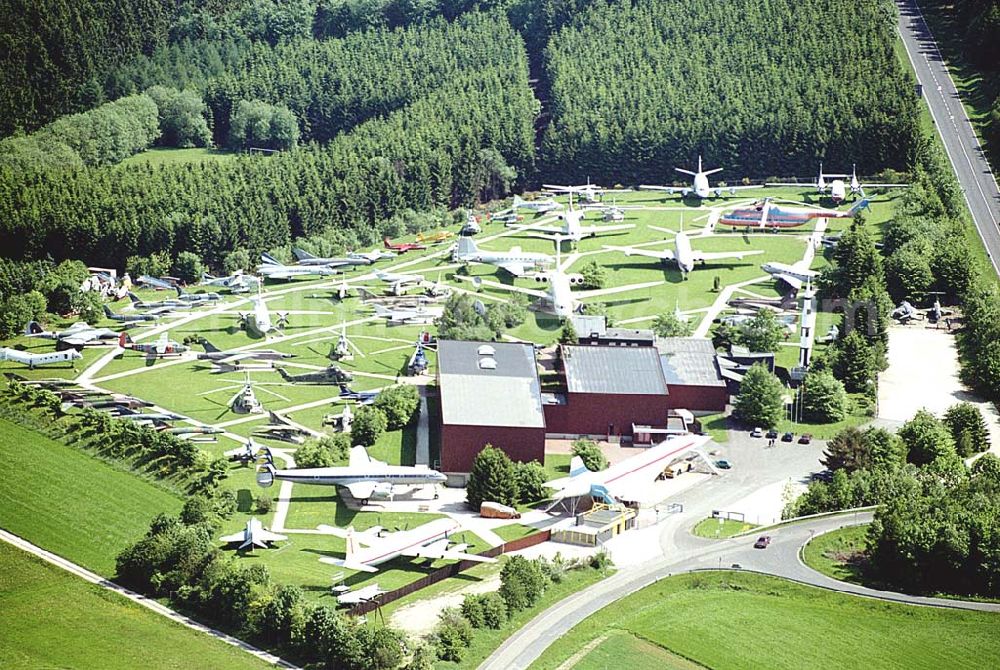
897, 0, 1000, 277
0, 528, 300, 669
479, 510, 1000, 670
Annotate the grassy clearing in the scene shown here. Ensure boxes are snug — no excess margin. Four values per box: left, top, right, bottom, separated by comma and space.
572, 630, 704, 670
120, 147, 238, 167
0, 417, 182, 575
0, 543, 271, 670
438, 564, 610, 670
494, 523, 540, 542
691, 517, 757, 539
801, 524, 870, 585
531, 571, 1000, 670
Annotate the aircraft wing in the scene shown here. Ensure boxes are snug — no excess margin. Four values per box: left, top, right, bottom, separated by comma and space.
496, 261, 528, 277
401, 538, 450, 558
219, 530, 247, 544
319, 556, 379, 573
344, 481, 378, 501
691, 249, 764, 262
769, 272, 804, 290
256, 528, 288, 544
603, 245, 675, 262
61, 335, 96, 346
460, 276, 547, 299
439, 550, 496, 563
862, 183, 908, 188
765, 181, 819, 187
725, 184, 765, 191
576, 280, 664, 300
260, 267, 298, 279
638, 184, 681, 192
507, 223, 563, 236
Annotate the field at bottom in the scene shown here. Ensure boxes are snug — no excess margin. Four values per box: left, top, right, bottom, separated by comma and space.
0, 542, 270, 670
530, 571, 1000, 670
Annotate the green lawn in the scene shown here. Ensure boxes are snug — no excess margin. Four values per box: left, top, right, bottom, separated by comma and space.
572, 631, 704, 670
0, 543, 270, 670
120, 147, 238, 167
0, 417, 182, 575
494, 523, 540, 542
531, 571, 1000, 670
691, 517, 757, 539
801, 524, 870, 585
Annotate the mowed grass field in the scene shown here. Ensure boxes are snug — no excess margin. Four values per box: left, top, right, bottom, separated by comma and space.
0, 417, 182, 575
0, 543, 270, 670
530, 571, 1000, 670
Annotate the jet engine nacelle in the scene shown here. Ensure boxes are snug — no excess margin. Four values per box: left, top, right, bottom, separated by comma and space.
567, 273, 585, 285
681, 188, 691, 197
533, 274, 551, 284
714, 188, 724, 197
729, 187, 738, 195
372, 482, 394, 499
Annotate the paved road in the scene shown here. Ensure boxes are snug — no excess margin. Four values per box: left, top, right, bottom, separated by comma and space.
0, 529, 300, 669
480, 510, 1000, 670
897, 0, 1000, 276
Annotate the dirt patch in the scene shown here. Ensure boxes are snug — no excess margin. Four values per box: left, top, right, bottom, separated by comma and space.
388, 573, 501, 637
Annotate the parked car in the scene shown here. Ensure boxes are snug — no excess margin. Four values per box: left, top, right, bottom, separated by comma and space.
715, 459, 732, 470
781, 432, 794, 442
754, 535, 772, 549
798, 433, 813, 445
765, 429, 778, 440
750, 427, 763, 438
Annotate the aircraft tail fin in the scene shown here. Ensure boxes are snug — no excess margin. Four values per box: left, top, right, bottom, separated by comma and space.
455, 236, 477, 257
292, 248, 314, 261
24, 321, 44, 336
512, 195, 525, 207
569, 455, 589, 476
275, 366, 291, 381
849, 198, 870, 215
103, 305, 115, 318
348, 445, 372, 468
260, 252, 282, 266
117, 332, 130, 348
256, 464, 276, 488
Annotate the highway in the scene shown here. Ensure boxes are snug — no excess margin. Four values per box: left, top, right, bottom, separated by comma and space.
896, 0, 1000, 277
480, 509, 1000, 670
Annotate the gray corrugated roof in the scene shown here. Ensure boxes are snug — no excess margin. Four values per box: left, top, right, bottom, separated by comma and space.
438, 340, 544, 427
656, 337, 726, 387
569, 315, 606, 336
562, 345, 667, 395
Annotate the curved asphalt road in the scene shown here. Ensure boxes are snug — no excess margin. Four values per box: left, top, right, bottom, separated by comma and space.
897, 0, 1000, 276
479, 510, 1000, 670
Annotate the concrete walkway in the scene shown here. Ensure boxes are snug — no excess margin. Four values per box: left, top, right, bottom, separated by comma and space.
0, 528, 300, 668
415, 391, 430, 466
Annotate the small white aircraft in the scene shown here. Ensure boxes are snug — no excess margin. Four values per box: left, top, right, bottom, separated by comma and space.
258, 254, 340, 280
507, 199, 633, 243
349, 249, 397, 263
542, 180, 631, 204
373, 271, 425, 296
220, 518, 287, 550
768, 163, 907, 203
0, 347, 82, 369
371, 303, 443, 325
25, 321, 118, 349
544, 434, 713, 505
201, 270, 261, 294
257, 445, 447, 503
761, 261, 818, 291
238, 293, 288, 337
512, 194, 563, 213
318, 517, 496, 573
604, 231, 762, 276
640, 156, 762, 199
452, 237, 553, 277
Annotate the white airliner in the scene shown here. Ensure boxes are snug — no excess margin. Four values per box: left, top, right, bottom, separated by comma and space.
604, 231, 763, 275
452, 237, 553, 277
256, 445, 446, 502
0, 347, 82, 369
318, 517, 496, 573
220, 518, 286, 550
371, 303, 443, 325
238, 292, 287, 337
512, 194, 562, 213
544, 434, 713, 504
640, 156, 762, 199
761, 261, 818, 291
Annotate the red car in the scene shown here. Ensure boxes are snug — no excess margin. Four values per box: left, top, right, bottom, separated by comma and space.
753, 535, 772, 549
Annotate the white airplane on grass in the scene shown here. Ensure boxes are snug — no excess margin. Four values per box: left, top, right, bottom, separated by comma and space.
373, 271, 425, 296
506, 200, 633, 243
544, 434, 713, 505
258, 254, 340, 280
512, 194, 562, 213
0, 347, 82, 369
220, 518, 287, 551
452, 237, 553, 277
201, 270, 261, 294
238, 293, 288, 337
25, 321, 119, 349
318, 517, 496, 573
641, 156, 763, 199
761, 261, 818, 291
370, 303, 443, 325
292, 248, 373, 268
542, 180, 631, 204
768, 163, 908, 203
256, 445, 446, 503
604, 231, 763, 276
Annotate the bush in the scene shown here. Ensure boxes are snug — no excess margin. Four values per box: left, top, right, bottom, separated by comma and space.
466, 445, 519, 509
255, 493, 273, 514
461, 594, 486, 628
480, 592, 508, 629
374, 385, 420, 430
800, 370, 848, 423
733, 363, 785, 428
499, 556, 549, 613
571, 439, 607, 472
351, 406, 388, 447
515, 460, 548, 503
296, 434, 350, 467
433, 607, 472, 662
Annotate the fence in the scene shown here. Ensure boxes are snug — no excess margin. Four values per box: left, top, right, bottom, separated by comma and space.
347, 529, 551, 616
